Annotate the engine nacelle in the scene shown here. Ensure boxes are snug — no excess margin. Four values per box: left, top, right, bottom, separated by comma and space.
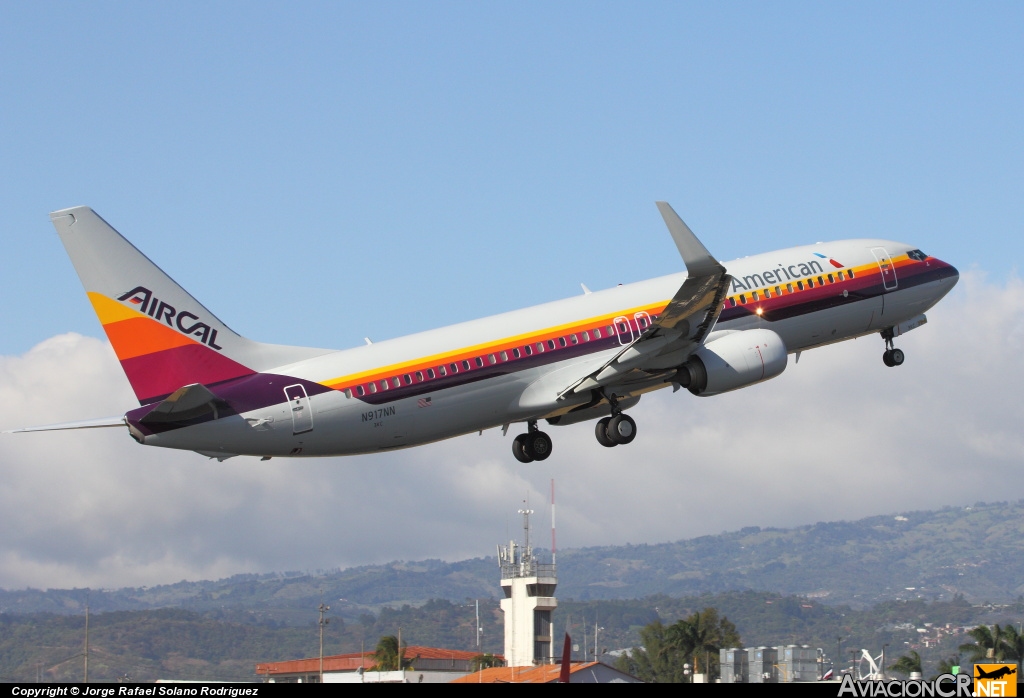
676, 329, 787, 396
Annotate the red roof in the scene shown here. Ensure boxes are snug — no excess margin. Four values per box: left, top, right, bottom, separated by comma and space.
452, 662, 602, 683
256, 646, 493, 676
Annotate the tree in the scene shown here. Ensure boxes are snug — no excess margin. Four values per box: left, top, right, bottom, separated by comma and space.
370, 635, 407, 671
471, 653, 502, 671
934, 655, 961, 680
614, 608, 741, 683
1000, 625, 1024, 668
888, 650, 922, 677
959, 625, 1007, 663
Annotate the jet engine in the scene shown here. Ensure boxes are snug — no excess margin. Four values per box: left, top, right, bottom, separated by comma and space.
675, 328, 787, 396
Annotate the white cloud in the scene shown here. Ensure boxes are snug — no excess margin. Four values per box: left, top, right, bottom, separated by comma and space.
1, 270, 1021, 589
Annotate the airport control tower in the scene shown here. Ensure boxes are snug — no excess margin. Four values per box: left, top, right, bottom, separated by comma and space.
498, 507, 557, 667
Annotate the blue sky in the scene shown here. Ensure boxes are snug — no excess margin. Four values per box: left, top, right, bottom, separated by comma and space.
2, 2, 1021, 353
2, 4, 1024, 589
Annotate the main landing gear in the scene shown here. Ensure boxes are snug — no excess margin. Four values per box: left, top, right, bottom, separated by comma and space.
595, 393, 637, 448
512, 421, 553, 463
881, 328, 905, 367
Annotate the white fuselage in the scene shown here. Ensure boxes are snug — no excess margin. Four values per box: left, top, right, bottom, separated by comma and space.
138, 238, 958, 458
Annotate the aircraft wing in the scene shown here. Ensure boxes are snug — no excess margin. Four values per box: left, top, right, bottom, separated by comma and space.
558, 202, 731, 399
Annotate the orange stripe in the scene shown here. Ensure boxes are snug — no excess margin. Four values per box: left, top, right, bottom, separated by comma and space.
102, 316, 197, 361
321, 302, 670, 391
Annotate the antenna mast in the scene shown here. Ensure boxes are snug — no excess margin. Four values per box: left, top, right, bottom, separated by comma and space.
551, 479, 556, 566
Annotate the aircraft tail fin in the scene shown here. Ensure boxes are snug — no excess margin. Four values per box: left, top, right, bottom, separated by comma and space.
49, 207, 331, 405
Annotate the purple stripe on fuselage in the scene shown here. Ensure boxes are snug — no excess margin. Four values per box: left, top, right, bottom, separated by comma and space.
126, 373, 332, 435
126, 259, 957, 432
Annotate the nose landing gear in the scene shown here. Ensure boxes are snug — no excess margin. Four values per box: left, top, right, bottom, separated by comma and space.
881, 328, 905, 367
512, 421, 553, 463
594, 392, 637, 448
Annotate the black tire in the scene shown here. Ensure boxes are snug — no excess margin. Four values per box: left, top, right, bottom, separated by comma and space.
608, 413, 637, 445
595, 417, 616, 447
883, 350, 894, 367
525, 431, 553, 461
890, 348, 905, 366
512, 434, 533, 463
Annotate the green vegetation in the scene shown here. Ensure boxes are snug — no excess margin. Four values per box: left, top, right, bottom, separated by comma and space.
470, 653, 501, 670
615, 608, 741, 682
4, 501, 1024, 620
369, 635, 406, 671
3, 501, 1024, 681
2, 591, 1021, 682
958, 624, 1024, 664
888, 650, 922, 676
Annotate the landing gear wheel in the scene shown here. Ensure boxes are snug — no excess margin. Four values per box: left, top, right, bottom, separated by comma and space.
880, 329, 903, 368
512, 434, 533, 463
607, 413, 637, 445
524, 431, 552, 461
595, 417, 616, 448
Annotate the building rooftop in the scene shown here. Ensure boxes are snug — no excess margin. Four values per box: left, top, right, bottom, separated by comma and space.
256, 646, 490, 676
452, 661, 639, 684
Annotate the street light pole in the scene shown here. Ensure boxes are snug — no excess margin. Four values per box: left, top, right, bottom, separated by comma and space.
318, 601, 330, 683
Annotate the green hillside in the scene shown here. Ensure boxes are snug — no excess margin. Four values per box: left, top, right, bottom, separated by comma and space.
3, 501, 1022, 620
4, 592, 1020, 682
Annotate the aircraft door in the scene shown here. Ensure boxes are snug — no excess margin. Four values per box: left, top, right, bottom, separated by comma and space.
284, 384, 314, 434
871, 247, 898, 291
614, 316, 634, 346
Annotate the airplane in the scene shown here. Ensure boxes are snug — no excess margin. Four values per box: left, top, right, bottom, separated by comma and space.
7, 203, 958, 463
976, 666, 1017, 680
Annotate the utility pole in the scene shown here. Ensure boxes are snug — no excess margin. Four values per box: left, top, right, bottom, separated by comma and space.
475, 600, 481, 652
84, 601, 89, 683
318, 599, 330, 683
836, 637, 842, 677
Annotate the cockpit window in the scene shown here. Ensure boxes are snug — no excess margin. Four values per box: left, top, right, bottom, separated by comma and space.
908, 249, 927, 261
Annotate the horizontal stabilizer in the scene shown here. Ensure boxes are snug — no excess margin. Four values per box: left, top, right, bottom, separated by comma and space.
140, 383, 226, 425
4, 416, 126, 434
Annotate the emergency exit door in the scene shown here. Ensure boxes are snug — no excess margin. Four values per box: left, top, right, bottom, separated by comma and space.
284, 384, 314, 434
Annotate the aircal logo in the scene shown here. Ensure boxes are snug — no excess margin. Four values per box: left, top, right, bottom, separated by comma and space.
729, 254, 845, 294
117, 286, 223, 350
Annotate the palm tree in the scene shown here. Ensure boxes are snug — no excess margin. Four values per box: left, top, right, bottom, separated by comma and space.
1001, 625, 1024, 669
959, 625, 1007, 663
934, 655, 961, 681
888, 650, 922, 676
370, 635, 405, 671
471, 654, 502, 671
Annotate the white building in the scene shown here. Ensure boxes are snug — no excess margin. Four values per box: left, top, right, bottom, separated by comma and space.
498, 507, 557, 667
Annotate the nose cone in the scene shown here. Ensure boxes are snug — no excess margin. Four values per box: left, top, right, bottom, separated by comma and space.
939, 258, 959, 287
928, 256, 959, 299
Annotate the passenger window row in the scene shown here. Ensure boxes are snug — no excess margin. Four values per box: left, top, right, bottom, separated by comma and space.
346, 315, 659, 399
726, 269, 856, 308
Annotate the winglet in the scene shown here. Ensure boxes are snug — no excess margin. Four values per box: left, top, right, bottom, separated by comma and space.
655, 202, 724, 277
